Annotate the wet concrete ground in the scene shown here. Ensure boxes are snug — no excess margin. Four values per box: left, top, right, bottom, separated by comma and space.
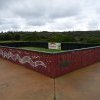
0, 58, 100, 100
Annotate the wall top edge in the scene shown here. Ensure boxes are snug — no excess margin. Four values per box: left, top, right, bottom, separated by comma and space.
0, 45, 100, 55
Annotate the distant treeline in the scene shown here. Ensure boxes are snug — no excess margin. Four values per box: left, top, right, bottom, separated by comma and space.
0, 31, 100, 43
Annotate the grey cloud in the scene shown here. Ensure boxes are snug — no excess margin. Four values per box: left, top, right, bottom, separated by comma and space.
26, 18, 47, 26
88, 19, 99, 30
12, 0, 81, 19
0, 0, 100, 31
49, 7, 80, 19
0, 0, 13, 9
9, 0, 81, 28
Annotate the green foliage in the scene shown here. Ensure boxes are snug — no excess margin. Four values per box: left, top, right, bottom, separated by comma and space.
47, 34, 75, 42
0, 31, 100, 43
86, 37, 100, 43
0, 32, 20, 41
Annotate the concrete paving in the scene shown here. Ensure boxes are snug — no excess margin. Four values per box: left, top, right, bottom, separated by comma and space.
56, 62, 100, 100
0, 58, 100, 100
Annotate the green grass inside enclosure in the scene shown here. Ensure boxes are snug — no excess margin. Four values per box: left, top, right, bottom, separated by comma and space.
19, 47, 63, 53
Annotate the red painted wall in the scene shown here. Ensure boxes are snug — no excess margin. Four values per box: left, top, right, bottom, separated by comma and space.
0, 46, 100, 78
53, 47, 100, 77
0, 47, 57, 77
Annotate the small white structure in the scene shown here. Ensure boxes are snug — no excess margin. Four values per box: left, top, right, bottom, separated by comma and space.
48, 42, 61, 50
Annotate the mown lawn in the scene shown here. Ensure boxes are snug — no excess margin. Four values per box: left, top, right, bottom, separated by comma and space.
19, 47, 63, 53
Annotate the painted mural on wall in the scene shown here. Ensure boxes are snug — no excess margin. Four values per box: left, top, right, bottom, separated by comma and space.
59, 60, 71, 68
0, 49, 46, 68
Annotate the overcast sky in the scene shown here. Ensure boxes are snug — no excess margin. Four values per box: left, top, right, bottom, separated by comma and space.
0, 0, 100, 32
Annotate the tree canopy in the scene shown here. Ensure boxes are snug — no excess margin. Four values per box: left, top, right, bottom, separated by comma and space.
0, 31, 100, 43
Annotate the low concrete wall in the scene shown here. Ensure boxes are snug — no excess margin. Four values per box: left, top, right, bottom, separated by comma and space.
0, 46, 100, 78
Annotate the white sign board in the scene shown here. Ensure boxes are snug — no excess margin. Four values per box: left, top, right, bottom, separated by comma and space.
48, 42, 61, 50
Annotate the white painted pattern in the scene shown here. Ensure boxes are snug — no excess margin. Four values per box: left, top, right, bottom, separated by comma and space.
0, 49, 46, 68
